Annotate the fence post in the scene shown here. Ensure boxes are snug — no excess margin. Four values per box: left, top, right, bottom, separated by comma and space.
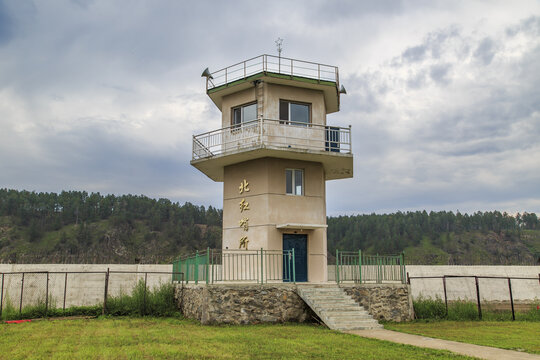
292, 248, 296, 283
195, 251, 199, 285
206, 248, 210, 285
474, 276, 482, 320
443, 276, 448, 316
211, 250, 215, 284
336, 250, 340, 284
143, 272, 148, 316
260, 248, 264, 284
179, 258, 182, 283
358, 250, 362, 284
377, 254, 381, 284
45, 272, 49, 317
103, 268, 110, 315
508, 277, 515, 321
0, 273, 4, 319
400, 253, 405, 284
63, 272, 68, 312
20, 272, 25, 315
185, 257, 189, 284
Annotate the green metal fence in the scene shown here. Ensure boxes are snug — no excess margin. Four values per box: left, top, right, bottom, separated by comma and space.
335, 250, 406, 284
172, 248, 295, 284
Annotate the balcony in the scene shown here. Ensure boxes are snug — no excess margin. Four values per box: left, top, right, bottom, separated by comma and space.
191, 119, 353, 181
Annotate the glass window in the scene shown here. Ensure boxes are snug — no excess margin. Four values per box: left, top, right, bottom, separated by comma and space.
280, 100, 310, 126
285, 170, 292, 194
232, 102, 257, 128
290, 103, 309, 125
285, 169, 303, 195
295, 170, 303, 195
242, 103, 257, 122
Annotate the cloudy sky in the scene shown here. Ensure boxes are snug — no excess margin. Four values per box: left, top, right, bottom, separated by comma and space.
1, 0, 539, 215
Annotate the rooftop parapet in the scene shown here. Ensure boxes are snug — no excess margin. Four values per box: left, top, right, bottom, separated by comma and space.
204, 54, 342, 113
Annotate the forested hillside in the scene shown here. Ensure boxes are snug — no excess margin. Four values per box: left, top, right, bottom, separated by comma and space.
0, 189, 222, 263
327, 211, 540, 265
1, 189, 539, 264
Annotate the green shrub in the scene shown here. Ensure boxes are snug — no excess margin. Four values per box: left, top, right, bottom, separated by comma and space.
448, 300, 479, 321
106, 280, 179, 317
413, 296, 447, 320
518, 302, 540, 321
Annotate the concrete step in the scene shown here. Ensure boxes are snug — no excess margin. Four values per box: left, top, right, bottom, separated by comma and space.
316, 306, 367, 313
322, 314, 375, 323
305, 299, 349, 303
326, 319, 383, 328
304, 294, 348, 302
321, 310, 372, 319
315, 305, 369, 312
315, 308, 365, 315
333, 323, 383, 331
300, 289, 344, 294
303, 294, 349, 299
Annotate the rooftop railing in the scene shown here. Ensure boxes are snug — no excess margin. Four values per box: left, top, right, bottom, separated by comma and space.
192, 118, 351, 161
206, 54, 339, 91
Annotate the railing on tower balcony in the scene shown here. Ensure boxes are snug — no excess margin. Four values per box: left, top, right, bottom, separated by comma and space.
205, 54, 339, 91
192, 119, 351, 161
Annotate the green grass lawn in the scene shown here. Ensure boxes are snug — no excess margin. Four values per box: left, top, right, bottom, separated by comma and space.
385, 321, 540, 355
0, 317, 476, 360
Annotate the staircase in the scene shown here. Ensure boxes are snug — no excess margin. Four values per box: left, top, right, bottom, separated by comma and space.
297, 286, 383, 331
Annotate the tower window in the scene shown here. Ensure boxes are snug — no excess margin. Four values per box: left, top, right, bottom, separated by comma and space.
232, 102, 257, 128
285, 169, 304, 195
280, 100, 310, 126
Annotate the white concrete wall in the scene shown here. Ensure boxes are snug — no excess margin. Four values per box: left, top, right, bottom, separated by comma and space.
405, 265, 540, 302
0, 264, 172, 308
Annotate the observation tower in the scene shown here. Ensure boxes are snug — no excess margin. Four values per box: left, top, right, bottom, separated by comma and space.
192, 54, 352, 282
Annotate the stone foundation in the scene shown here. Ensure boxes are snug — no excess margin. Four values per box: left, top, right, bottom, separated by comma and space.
341, 283, 413, 322
176, 283, 413, 324
176, 284, 313, 325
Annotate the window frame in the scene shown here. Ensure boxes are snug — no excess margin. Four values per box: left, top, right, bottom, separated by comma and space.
279, 100, 311, 126
285, 168, 304, 196
231, 101, 257, 128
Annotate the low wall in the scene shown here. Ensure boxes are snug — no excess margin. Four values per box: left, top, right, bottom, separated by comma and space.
177, 283, 412, 324
0, 264, 172, 308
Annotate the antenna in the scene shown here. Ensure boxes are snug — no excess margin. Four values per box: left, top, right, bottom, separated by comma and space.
275, 37, 283, 58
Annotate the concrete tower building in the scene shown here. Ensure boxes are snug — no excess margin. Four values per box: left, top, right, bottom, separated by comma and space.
191, 55, 352, 282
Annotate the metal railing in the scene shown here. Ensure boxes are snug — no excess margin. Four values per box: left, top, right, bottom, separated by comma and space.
335, 250, 406, 284
206, 54, 339, 91
172, 248, 296, 284
192, 118, 351, 160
